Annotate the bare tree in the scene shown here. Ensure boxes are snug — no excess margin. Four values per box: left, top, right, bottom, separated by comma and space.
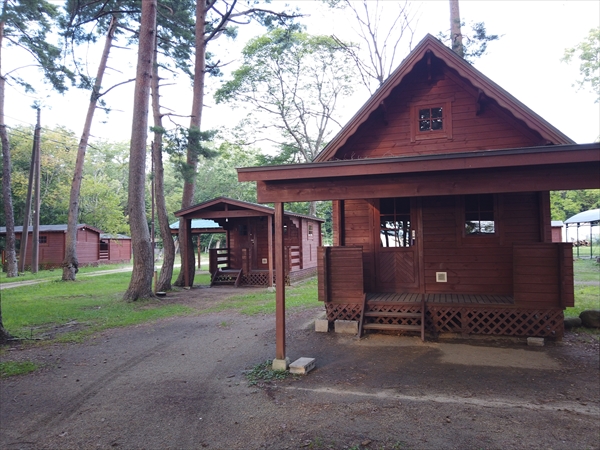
123, 0, 157, 301
329, 0, 418, 94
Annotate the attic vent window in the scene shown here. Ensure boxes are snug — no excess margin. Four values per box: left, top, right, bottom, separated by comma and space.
419, 107, 443, 131
410, 98, 453, 142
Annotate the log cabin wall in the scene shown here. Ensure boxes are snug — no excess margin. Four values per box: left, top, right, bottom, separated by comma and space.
18, 232, 65, 268
341, 199, 376, 292
421, 192, 543, 296
108, 239, 131, 262
301, 218, 319, 270
335, 191, 557, 301
76, 229, 100, 264
333, 58, 544, 161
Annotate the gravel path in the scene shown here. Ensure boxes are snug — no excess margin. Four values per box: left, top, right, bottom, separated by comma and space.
1, 288, 599, 450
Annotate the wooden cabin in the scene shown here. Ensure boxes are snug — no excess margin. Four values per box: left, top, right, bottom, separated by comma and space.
0, 224, 131, 269
99, 233, 132, 264
236, 34, 600, 363
175, 197, 323, 286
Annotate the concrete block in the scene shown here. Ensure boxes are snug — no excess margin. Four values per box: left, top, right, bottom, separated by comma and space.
315, 319, 329, 333
527, 337, 544, 347
289, 357, 316, 375
335, 320, 358, 335
272, 357, 290, 371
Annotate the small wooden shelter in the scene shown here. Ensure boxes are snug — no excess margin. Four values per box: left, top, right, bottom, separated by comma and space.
237, 34, 600, 364
175, 197, 323, 286
0, 224, 131, 269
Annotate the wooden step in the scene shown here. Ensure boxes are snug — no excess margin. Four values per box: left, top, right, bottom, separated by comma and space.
364, 312, 421, 318
362, 323, 422, 331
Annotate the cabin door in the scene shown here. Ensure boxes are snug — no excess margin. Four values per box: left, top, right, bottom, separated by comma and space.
375, 198, 422, 293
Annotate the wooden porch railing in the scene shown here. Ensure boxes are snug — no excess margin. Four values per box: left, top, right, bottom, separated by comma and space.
209, 248, 230, 275
317, 246, 364, 303
286, 245, 301, 273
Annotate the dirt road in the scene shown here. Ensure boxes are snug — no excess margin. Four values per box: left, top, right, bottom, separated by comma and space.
1, 288, 598, 449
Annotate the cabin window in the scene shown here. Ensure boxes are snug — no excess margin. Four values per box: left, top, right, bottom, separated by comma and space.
39, 235, 47, 244
410, 99, 453, 142
308, 224, 313, 238
380, 198, 412, 247
418, 107, 444, 131
465, 194, 495, 235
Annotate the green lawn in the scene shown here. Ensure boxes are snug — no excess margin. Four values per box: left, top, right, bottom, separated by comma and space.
565, 258, 600, 318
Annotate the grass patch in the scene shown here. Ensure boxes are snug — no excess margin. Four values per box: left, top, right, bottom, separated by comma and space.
0, 361, 38, 378
566, 258, 599, 318
244, 360, 297, 386
0, 262, 133, 283
2, 271, 193, 342
204, 278, 320, 315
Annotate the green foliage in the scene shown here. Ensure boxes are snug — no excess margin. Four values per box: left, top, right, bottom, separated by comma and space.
562, 27, 600, 103
0, 127, 131, 234
215, 26, 356, 162
1, 0, 75, 93
244, 360, 296, 386
437, 21, 500, 63
0, 361, 38, 378
164, 126, 219, 183
193, 141, 261, 204
550, 190, 600, 221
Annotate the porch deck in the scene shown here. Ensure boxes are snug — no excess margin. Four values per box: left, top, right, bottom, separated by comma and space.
366, 292, 514, 305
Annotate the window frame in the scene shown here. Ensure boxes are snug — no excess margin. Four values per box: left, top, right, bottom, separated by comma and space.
460, 193, 500, 241
410, 98, 454, 143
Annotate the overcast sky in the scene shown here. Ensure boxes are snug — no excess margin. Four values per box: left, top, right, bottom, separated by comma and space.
4, 0, 599, 146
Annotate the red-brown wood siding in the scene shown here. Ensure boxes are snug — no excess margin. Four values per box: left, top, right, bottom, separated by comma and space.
333, 63, 542, 161
340, 199, 375, 291
109, 239, 131, 262
318, 246, 363, 303
77, 229, 99, 263
17, 232, 65, 268
513, 243, 574, 307
300, 218, 319, 270
421, 192, 544, 295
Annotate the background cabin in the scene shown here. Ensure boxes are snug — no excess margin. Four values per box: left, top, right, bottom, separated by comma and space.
238, 35, 600, 342
175, 197, 323, 286
1, 224, 131, 269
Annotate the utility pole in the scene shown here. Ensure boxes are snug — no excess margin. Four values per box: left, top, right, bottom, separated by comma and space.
18, 110, 38, 272
31, 108, 41, 273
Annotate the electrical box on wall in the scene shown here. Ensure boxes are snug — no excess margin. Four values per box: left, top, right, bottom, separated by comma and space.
262, 258, 268, 264
436, 272, 447, 283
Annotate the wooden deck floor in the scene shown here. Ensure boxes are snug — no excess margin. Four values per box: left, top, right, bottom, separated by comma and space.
366, 292, 514, 305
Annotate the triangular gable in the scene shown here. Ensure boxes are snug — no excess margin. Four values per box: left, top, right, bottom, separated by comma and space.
174, 197, 324, 222
315, 34, 573, 163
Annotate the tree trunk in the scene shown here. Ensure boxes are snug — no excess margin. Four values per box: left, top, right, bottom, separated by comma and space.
449, 0, 464, 57
151, 25, 175, 292
0, 29, 16, 277
62, 15, 117, 281
123, 0, 156, 301
0, 1, 16, 343
174, 0, 207, 287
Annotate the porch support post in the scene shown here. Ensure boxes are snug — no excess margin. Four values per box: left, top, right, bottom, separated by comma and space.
179, 217, 194, 286
272, 202, 289, 370
268, 214, 273, 287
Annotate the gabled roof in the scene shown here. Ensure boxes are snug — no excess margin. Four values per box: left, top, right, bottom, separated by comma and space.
174, 197, 324, 222
0, 224, 102, 234
565, 209, 600, 224
170, 219, 222, 230
314, 34, 574, 163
